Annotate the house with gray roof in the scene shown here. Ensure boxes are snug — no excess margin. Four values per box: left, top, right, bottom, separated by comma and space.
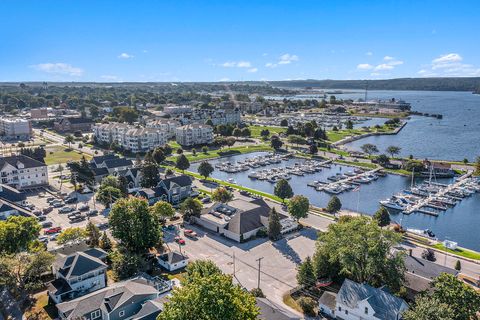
331, 279, 408, 320
134, 175, 193, 205
56, 275, 172, 320
48, 248, 108, 304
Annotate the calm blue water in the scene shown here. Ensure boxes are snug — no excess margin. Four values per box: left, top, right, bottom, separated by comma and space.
340, 90, 480, 162
191, 152, 480, 250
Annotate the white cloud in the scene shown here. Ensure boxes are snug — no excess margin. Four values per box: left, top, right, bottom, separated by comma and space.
247, 68, 258, 73
221, 61, 251, 68
219, 77, 230, 82
383, 55, 394, 61
366, 51, 373, 56
265, 62, 277, 68
419, 53, 480, 77
142, 50, 148, 53
31, 63, 84, 76
357, 63, 374, 70
101, 75, 120, 81
118, 53, 134, 59
278, 53, 299, 65
375, 64, 394, 71
370, 72, 381, 76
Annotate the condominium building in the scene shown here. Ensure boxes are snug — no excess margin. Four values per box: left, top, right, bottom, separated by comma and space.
146, 119, 181, 138
175, 124, 214, 146
0, 118, 32, 140
0, 155, 48, 190
93, 123, 168, 153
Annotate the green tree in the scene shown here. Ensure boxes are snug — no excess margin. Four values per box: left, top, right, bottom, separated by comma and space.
475, 156, 480, 176
232, 127, 242, 137
198, 161, 214, 180
212, 187, 233, 203
152, 147, 166, 164
159, 263, 259, 320
373, 207, 391, 227
404, 160, 425, 173
361, 143, 379, 156
99, 231, 112, 252
297, 256, 315, 288
386, 145, 401, 158
57, 227, 88, 245
109, 197, 162, 252
140, 155, 160, 187
345, 120, 353, 130
202, 146, 209, 154
309, 144, 318, 154
64, 134, 75, 148
270, 135, 283, 150
180, 197, 203, 221
0, 216, 41, 254
280, 119, 289, 126
376, 154, 390, 166
297, 297, 316, 317
403, 295, 455, 320
325, 196, 342, 213
268, 207, 282, 240
312, 216, 405, 292
110, 248, 147, 280
455, 260, 461, 271
175, 154, 190, 172
430, 273, 480, 320
151, 201, 176, 223
287, 134, 307, 146
86, 221, 101, 247
184, 260, 222, 284
288, 195, 309, 221
96, 185, 123, 207
274, 179, 293, 203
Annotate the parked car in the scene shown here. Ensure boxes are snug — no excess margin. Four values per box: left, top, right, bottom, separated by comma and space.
32, 210, 42, 216
174, 236, 186, 245
201, 196, 211, 204
38, 236, 49, 244
44, 226, 62, 234
41, 221, 53, 228
46, 197, 56, 203
87, 209, 98, 216
59, 206, 75, 214
52, 202, 64, 208
78, 204, 90, 211
37, 215, 47, 222
65, 197, 77, 204
26, 203, 35, 210
69, 214, 86, 223
42, 206, 53, 214
67, 211, 80, 218
184, 230, 197, 238
50, 233, 60, 241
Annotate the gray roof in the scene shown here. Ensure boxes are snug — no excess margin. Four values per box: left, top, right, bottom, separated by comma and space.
133, 298, 164, 320
0, 184, 26, 202
256, 297, 302, 320
162, 175, 192, 189
57, 276, 160, 319
0, 155, 46, 169
318, 291, 337, 311
404, 255, 458, 279
158, 251, 188, 265
103, 158, 133, 169
337, 279, 408, 320
48, 277, 73, 296
91, 154, 118, 166
55, 249, 107, 280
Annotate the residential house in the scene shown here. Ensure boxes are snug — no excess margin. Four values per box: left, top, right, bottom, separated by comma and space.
422, 160, 455, 178
175, 124, 213, 146
0, 118, 32, 140
54, 117, 93, 133
135, 186, 169, 205
134, 175, 193, 204
56, 274, 172, 320
0, 155, 48, 190
146, 119, 180, 138
256, 297, 302, 320
319, 279, 408, 320
195, 198, 298, 242
157, 251, 188, 272
48, 248, 108, 304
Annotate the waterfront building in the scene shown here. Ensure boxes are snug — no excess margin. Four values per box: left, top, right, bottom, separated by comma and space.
0, 155, 48, 190
0, 118, 32, 140
175, 123, 214, 146
30, 108, 49, 119
54, 117, 93, 133
146, 119, 181, 138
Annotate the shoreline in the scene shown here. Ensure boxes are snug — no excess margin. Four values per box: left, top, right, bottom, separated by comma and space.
332, 120, 407, 147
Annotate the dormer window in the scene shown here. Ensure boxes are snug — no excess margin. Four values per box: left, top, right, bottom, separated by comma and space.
365, 307, 368, 314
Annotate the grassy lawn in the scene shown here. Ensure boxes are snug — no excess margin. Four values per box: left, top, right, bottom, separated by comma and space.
24, 292, 56, 320
248, 125, 286, 137
168, 144, 273, 162
327, 129, 366, 142
432, 243, 480, 260
335, 160, 377, 169
282, 293, 303, 313
44, 146, 92, 165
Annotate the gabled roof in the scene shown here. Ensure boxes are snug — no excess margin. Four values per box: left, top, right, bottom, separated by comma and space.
56, 276, 160, 319
103, 158, 133, 169
92, 167, 109, 176
337, 279, 408, 320
54, 249, 107, 280
48, 277, 73, 296
0, 155, 46, 169
91, 154, 118, 166
136, 186, 168, 199
404, 255, 458, 279
162, 175, 192, 189
134, 299, 164, 320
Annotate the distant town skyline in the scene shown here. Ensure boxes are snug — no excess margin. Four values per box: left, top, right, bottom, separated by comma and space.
1, 0, 479, 82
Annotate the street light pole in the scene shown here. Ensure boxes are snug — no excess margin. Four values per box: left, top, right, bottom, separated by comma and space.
256, 257, 263, 289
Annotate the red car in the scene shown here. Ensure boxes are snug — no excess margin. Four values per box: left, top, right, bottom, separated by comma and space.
45, 226, 62, 235
184, 230, 197, 238
174, 236, 186, 245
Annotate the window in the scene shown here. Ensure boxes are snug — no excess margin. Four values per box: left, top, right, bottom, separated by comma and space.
338, 306, 342, 311
91, 310, 101, 319
119, 310, 125, 317
345, 310, 348, 315
365, 307, 368, 314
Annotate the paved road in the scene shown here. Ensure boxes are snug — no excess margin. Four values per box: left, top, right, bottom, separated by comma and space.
34, 129, 102, 157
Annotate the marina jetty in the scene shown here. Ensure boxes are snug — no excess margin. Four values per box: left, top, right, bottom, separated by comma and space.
307, 168, 383, 195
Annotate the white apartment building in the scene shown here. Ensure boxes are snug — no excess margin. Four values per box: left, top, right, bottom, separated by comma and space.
0, 118, 32, 140
175, 124, 214, 146
93, 123, 168, 153
146, 119, 181, 138
0, 155, 48, 190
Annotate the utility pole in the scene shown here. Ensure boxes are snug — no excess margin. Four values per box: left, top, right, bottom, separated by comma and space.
233, 252, 236, 277
256, 257, 264, 289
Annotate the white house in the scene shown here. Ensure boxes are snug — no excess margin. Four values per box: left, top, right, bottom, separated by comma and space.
0, 155, 48, 190
48, 248, 108, 304
0, 118, 32, 140
175, 124, 214, 146
157, 251, 188, 271
146, 119, 181, 138
320, 279, 409, 320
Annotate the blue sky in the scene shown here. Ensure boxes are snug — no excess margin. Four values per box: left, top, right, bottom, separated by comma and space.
1, 0, 479, 82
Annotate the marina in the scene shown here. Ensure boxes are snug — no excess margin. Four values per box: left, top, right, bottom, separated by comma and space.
307, 168, 383, 194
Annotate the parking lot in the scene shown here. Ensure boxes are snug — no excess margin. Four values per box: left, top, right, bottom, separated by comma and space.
163, 222, 317, 312
25, 188, 107, 249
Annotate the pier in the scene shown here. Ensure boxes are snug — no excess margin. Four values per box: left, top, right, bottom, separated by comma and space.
308, 168, 383, 194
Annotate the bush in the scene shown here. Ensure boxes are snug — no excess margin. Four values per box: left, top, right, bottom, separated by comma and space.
297, 296, 316, 317
256, 228, 268, 238
250, 288, 265, 298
